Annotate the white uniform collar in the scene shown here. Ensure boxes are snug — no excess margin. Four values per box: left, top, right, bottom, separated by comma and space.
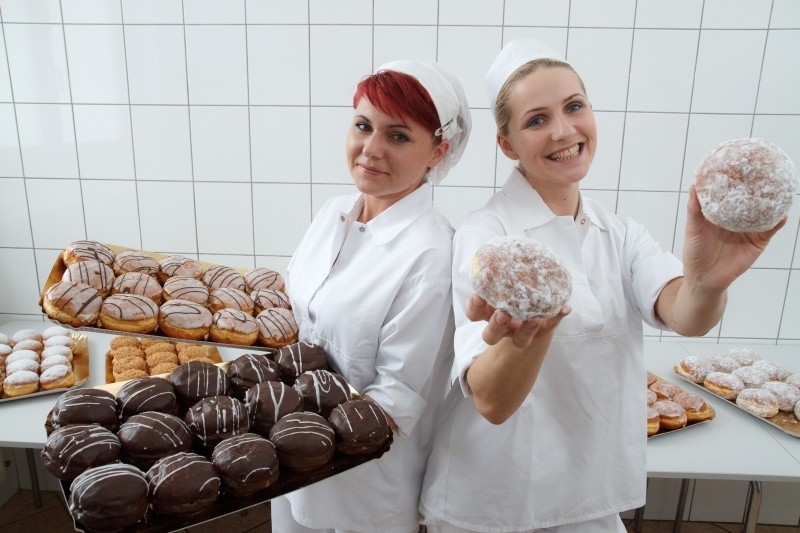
340, 181, 434, 245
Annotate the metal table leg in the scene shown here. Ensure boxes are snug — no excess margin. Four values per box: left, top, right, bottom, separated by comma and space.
672, 478, 690, 533
633, 505, 645, 533
742, 480, 762, 533
24, 448, 42, 508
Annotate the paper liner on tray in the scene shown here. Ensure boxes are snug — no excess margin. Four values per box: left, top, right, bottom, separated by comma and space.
37, 243, 281, 354
0, 332, 89, 402
647, 372, 715, 439
673, 366, 800, 438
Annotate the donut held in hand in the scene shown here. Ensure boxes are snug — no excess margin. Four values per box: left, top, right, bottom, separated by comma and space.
469, 235, 571, 320
693, 138, 798, 232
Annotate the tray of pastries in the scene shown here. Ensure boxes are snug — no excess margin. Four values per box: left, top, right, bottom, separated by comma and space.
38, 241, 293, 352
42, 340, 392, 533
647, 371, 715, 438
674, 347, 800, 438
1, 325, 89, 402
104, 335, 223, 383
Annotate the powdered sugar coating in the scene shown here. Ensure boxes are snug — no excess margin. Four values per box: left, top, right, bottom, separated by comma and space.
736, 387, 779, 418
726, 347, 760, 366
761, 381, 800, 412
784, 374, 800, 392
706, 354, 740, 373
732, 366, 770, 388
676, 355, 712, 383
469, 235, 572, 320
752, 360, 790, 381
703, 371, 744, 400
694, 138, 798, 232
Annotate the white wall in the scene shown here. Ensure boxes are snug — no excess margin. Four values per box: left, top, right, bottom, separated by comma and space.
0, 0, 799, 525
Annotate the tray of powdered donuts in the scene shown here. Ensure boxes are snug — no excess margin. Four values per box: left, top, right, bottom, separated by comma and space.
0, 325, 89, 402
38, 241, 295, 352
674, 348, 800, 438
41, 341, 392, 532
646, 371, 716, 438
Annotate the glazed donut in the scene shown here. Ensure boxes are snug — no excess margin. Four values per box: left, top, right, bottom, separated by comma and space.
761, 381, 800, 412
210, 309, 258, 346
736, 387, 779, 418
726, 347, 760, 367
672, 391, 714, 423
112, 250, 159, 278
649, 380, 683, 400
202, 265, 246, 292
251, 288, 291, 314
208, 288, 255, 315
39, 364, 75, 390
112, 272, 163, 304
647, 407, 660, 437
11, 329, 42, 345
62, 240, 115, 266
703, 371, 744, 400
99, 294, 159, 334
62, 260, 115, 298
646, 371, 658, 387
158, 300, 213, 341
651, 400, 687, 430
469, 235, 571, 320
646, 389, 657, 406
693, 138, 798, 232
732, 366, 770, 388
162, 277, 209, 305
244, 267, 285, 293
43, 280, 102, 327
157, 255, 204, 284
255, 308, 299, 349
4, 370, 39, 396
42, 325, 70, 340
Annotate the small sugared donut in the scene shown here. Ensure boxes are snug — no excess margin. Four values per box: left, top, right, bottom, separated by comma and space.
42, 325, 70, 340
41, 424, 120, 481
62, 240, 115, 266
99, 294, 159, 334
328, 399, 391, 455
469, 235, 572, 320
39, 354, 70, 372
726, 347, 760, 366
703, 371, 744, 400
732, 366, 770, 388
112, 272, 163, 304
269, 411, 335, 470
293, 369, 352, 417
3, 370, 39, 396
795, 398, 800, 420
761, 381, 800, 412
52, 388, 118, 430
706, 354, 740, 373
7, 358, 39, 375
0, 333, 9, 345
785, 374, 800, 392
736, 387, 779, 418
646, 407, 660, 437
68, 464, 148, 532
245, 381, 304, 436
145, 452, 220, 516
62, 259, 115, 297
649, 380, 683, 400
39, 364, 75, 390
244, 267, 285, 293
752, 360, 790, 382
110, 336, 140, 350
184, 395, 250, 448
251, 288, 292, 314
275, 341, 329, 384
11, 329, 42, 346
226, 353, 281, 399
208, 287, 254, 315
651, 400, 687, 430
43, 280, 102, 327
113, 250, 159, 278
12, 339, 43, 353
6, 350, 39, 364
255, 307, 298, 348
43, 335, 73, 349
672, 391, 714, 423
162, 276, 209, 305
158, 299, 213, 341
0, 344, 11, 358
202, 265, 246, 292
211, 433, 279, 495
210, 309, 258, 346
146, 351, 178, 371
42, 345, 73, 361
158, 255, 204, 284
114, 368, 149, 382
693, 138, 798, 232
169, 359, 231, 410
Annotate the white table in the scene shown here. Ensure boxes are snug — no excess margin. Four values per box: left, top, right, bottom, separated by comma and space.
642, 340, 800, 532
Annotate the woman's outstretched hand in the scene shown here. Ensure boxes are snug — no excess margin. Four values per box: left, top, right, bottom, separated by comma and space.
465, 293, 570, 349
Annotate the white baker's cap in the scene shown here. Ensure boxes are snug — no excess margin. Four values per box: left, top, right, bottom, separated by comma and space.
485, 38, 565, 111
376, 60, 472, 185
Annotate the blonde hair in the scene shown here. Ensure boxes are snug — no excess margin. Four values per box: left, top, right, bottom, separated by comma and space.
494, 59, 586, 136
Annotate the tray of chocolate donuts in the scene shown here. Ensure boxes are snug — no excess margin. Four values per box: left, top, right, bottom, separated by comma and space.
647, 371, 716, 438
674, 347, 800, 438
1, 325, 90, 402
38, 241, 295, 353
43, 340, 392, 533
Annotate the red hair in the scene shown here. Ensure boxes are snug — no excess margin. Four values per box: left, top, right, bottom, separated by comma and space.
353, 70, 441, 140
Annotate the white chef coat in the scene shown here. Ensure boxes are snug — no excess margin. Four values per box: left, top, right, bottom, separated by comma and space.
419, 169, 684, 532
282, 180, 456, 533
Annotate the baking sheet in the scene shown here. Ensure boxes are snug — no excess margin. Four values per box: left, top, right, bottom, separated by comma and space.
104, 342, 223, 384
37, 243, 285, 353
673, 367, 800, 438
0, 333, 89, 402
647, 372, 715, 439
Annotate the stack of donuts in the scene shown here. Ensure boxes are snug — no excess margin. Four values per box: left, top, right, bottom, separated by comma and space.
42, 341, 391, 532
675, 348, 800, 422
1, 326, 78, 398
646, 371, 715, 437
41, 240, 298, 348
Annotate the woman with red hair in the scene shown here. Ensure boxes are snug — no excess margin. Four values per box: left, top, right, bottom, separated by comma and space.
271, 61, 471, 533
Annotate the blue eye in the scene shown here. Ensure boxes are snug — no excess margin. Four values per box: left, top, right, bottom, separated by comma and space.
567, 102, 583, 112
527, 116, 544, 128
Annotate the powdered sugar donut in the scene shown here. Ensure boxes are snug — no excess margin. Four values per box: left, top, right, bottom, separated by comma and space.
469, 235, 571, 320
761, 381, 800, 412
726, 347, 760, 367
736, 387, 779, 418
693, 138, 798, 232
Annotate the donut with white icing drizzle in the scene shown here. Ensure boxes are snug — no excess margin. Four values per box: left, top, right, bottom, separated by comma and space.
293, 369, 352, 417
145, 452, 220, 516
117, 411, 192, 470
211, 433, 279, 495
184, 395, 250, 448
68, 463, 148, 531
269, 411, 335, 470
245, 381, 304, 436
329, 399, 391, 455
41, 424, 120, 480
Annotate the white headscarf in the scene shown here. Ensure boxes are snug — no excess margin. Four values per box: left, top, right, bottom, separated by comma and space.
374, 60, 472, 185
485, 38, 565, 111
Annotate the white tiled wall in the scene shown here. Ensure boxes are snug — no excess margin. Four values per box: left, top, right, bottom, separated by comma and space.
0, 0, 799, 521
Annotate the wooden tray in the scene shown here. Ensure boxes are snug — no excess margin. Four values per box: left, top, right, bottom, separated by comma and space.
648, 372, 715, 439
0, 333, 89, 402
37, 243, 283, 354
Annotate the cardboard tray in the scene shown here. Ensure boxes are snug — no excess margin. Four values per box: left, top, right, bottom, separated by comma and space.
648, 372, 715, 439
37, 243, 281, 354
46, 366, 392, 533
0, 333, 89, 402
673, 367, 800, 438
104, 342, 222, 384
